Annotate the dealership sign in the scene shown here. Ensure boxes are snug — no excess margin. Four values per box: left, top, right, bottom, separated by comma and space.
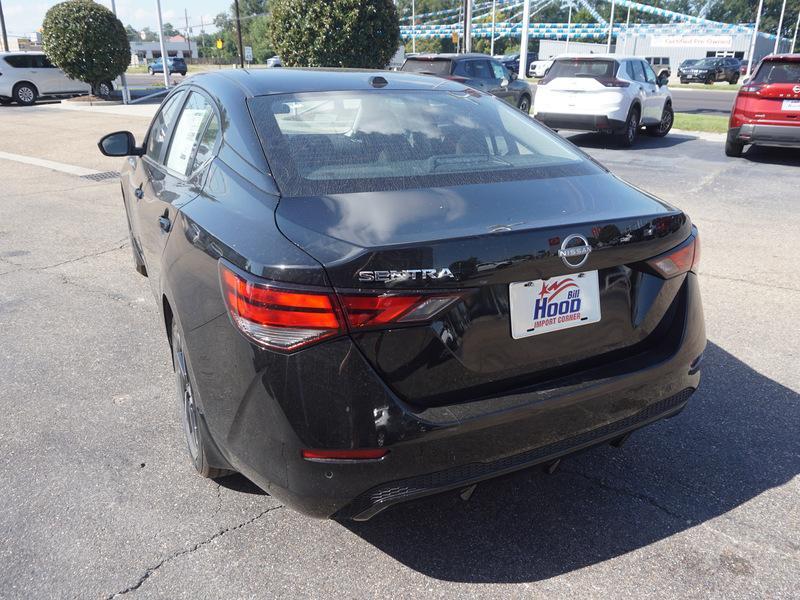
650, 35, 733, 48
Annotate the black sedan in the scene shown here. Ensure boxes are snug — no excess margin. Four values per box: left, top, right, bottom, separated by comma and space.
401, 53, 532, 112
99, 69, 705, 520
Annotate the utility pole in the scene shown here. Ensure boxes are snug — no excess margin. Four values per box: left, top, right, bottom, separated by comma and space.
607, 0, 616, 53
184, 9, 192, 58
519, 0, 531, 80
199, 16, 205, 48
234, 0, 244, 68
746, 0, 764, 77
462, 0, 472, 53
0, 0, 8, 53
155, 0, 171, 88
792, 10, 800, 53
490, 0, 496, 56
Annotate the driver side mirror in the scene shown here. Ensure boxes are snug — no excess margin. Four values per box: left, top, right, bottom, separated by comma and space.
508, 71, 518, 81
98, 131, 142, 157
500, 78, 509, 88
657, 73, 669, 87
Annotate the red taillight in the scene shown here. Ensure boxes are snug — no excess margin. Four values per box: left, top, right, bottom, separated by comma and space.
602, 78, 630, 88
739, 83, 765, 96
338, 293, 461, 329
646, 234, 700, 279
301, 448, 388, 461
220, 263, 343, 351
220, 262, 464, 352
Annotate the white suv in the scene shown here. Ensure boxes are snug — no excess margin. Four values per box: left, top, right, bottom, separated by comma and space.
533, 55, 673, 146
0, 52, 111, 106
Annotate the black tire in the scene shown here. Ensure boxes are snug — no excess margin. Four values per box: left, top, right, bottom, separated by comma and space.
725, 129, 744, 157
95, 81, 113, 98
646, 102, 674, 137
0, 97, 12, 106
13, 82, 38, 106
729, 73, 739, 84
172, 321, 233, 479
705, 75, 714, 85
517, 94, 531, 113
617, 105, 640, 147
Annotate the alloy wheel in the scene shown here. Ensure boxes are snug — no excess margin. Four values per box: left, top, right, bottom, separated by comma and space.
176, 341, 200, 461
17, 86, 34, 104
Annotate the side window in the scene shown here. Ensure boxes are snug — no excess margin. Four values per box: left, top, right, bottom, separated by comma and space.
164, 92, 219, 176
642, 61, 657, 84
472, 60, 493, 80
5, 55, 33, 68
631, 60, 647, 83
623, 61, 636, 80
452, 61, 468, 77
490, 61, 506, 80
145, 91, 187, 163
32, 55, 55, 68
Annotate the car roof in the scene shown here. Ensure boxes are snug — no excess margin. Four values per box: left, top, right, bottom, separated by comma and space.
406, 53, 491, 61
762, 53, 800, 63
190, 67, 468, 98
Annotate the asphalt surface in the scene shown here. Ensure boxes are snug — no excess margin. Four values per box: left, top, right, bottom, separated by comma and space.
0, 103, 798, 599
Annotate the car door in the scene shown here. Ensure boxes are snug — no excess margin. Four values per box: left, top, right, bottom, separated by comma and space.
136, 89, 221, 297
626, 60, 649, 121
638, 60, 662, 124
22, 55, 59, 95
37, 54, 87, 93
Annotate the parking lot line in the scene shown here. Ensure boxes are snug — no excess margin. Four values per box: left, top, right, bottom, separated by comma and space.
0, 150, 101, 177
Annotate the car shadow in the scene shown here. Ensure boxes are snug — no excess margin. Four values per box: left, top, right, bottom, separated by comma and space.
739, 145, 800, 166
343, 342, 798, 583
562, 131, 697, 150
218, 473, 268, 495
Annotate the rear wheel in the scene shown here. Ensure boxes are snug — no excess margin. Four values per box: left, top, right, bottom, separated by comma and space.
13, 82, 37, 106
725, 129, 744, 157
646, 102, 673, 137
172, 321, 233, 479
0, 97, 12, 105
95, 81, 113, 98
705, 75, 715, 85
729, 73, 739, 84
517, 94, 531, 113
617, 106, 640, 147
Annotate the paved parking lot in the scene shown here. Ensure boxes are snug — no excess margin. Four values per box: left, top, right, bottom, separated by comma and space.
0, 103, 798, 599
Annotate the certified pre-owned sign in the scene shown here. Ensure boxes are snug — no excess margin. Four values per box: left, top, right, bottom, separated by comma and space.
651, 35, 733, 48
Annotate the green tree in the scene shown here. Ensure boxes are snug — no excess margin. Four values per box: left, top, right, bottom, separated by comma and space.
161, 22, 180, 37
269, 0, 400, 68
125, 24, 139, 41
42, 0, 130, 93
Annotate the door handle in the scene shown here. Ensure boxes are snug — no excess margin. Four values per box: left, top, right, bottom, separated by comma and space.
134, 186, 144, 200
158, 213, 171, 233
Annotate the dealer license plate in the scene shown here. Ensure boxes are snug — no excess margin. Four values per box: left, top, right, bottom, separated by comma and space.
782, 99, 800, 111
509, 271, 601, 339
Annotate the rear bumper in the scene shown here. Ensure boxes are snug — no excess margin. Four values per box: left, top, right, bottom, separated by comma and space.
535, 112, 626, 132
731, 123, 800, 147
187, 269, 705, 520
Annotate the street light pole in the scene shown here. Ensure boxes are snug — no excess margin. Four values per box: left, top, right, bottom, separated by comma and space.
234, 0, 244, 68
774, 0, 787, 54
110, 0, 130, 103
565, 2, 573, 53
155, 0, 170, 88
607, 0, 616, 53
792, 10, 800, 53
490, 0, 496, 56
412, 0, 416, 53
746, 0, 764, 77
519, 0, 531, 80
0, 0, 8, 53
463, 0, 472, 53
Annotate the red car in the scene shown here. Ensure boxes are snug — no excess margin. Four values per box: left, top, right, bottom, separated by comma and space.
726, 54, 800, 157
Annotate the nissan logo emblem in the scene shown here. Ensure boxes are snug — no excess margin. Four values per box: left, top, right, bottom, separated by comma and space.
794, 85, 800, 94
558, 234, 592, 268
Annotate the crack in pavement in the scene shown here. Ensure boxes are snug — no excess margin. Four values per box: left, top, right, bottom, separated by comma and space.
560, 468, 688, 522
0, 240, 128, 278
105, 505, 284, 598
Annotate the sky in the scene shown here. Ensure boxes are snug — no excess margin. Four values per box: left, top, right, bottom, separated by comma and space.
2, 0, 224, 38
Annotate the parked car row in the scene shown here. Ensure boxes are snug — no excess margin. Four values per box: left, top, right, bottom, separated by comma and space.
679, 57, 741, 84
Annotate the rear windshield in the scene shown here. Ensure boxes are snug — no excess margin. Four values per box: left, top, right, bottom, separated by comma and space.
752, 61, 800, 84
249, 90, 593, 196
400, 59, 452, 76
544, 59, 617, 81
